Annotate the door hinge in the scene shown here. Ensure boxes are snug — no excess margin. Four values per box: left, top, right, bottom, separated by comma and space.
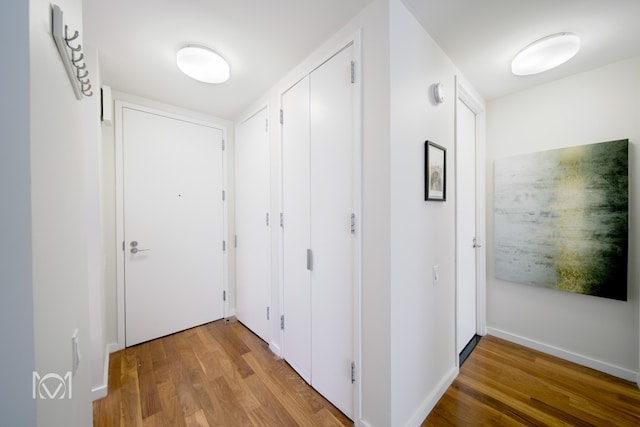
266, 213, 270, 226
222, 190, 226, 201
279, 109, 284, 125
222, 139, 226, 150
122, 241, 125, 251
223, 290, 227, 301
350, 61, 355, 84
267, 306, 270, 320
280, 213, 284, 227
234, 235, 238, 248
351, 361, 356, 384
280, 315, 285, 330
266, 118, 269, 132
350, 213, 356, 234
222, 240, 226, 251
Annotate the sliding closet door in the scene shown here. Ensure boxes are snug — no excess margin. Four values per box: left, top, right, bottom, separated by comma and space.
281, 76, 312, 383
235, 108, 271, 342
310, 45, 354, 418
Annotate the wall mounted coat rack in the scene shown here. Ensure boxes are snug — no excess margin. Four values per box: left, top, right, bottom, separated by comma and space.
52, 4, 92, 99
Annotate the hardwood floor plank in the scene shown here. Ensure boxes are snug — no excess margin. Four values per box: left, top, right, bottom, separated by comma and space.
185, 409, 210, 427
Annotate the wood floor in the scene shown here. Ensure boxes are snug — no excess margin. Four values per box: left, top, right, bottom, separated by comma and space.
93, 318, 352, 427
94, 320, 640, 426
423, 335, 640, 426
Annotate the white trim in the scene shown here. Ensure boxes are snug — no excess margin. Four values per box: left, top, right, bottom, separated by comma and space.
454, 76, 487, 362
91, 342, 119, 401
269, 342, 282, 358
488, 327, 639, 382
352, 29, 364, 427
406, 366, 458, 427
114, 101, 228, 349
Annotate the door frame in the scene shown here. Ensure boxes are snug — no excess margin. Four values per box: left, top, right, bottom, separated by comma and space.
278, 31, 362, 421
454, 77, 487, 363
114, 101, 229, 349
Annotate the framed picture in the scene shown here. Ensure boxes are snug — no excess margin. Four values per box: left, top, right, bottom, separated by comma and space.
425, 141, 446, 201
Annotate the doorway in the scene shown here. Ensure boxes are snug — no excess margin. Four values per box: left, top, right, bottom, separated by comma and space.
455, 79, 486, 365
115, 102, 227, 347
235, 107, 271, 342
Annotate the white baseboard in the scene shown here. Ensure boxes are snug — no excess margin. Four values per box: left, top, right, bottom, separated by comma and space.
269, 341, 282, 358
406, 365, 458, 427
487, 327, 638, 382
91, 342, 119, 401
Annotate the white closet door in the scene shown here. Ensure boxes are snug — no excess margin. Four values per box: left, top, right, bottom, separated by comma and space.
235, 108, 271, 342
123, 107, 224, 346
310, 45, 354, 418
282, 76, 312, 383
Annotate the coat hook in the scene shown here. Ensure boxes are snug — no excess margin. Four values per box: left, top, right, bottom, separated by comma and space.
64, 25, 80, 42
71, 51, 84, 63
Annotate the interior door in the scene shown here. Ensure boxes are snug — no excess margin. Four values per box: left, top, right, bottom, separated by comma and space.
456, 98, 478, 354
310, 44, 354, 418
281, 76, 312, 383
235, 108, 271, 342
123, 107, 224, 347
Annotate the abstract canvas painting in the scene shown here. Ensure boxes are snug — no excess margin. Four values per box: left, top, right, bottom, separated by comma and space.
494, 139, 628, 301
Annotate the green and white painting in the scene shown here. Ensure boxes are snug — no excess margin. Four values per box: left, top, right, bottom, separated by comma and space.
494, 139, 628, 301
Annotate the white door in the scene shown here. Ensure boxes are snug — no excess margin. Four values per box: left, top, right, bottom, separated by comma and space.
310, 44, 354, 418
123, 107, 224, 347
282, 76, 312, 383
235, 108, 271, 342
456, 98, 477, 354
281, 44, 355, 418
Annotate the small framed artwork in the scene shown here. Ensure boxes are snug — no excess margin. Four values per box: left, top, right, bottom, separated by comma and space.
425, 141, 446, 201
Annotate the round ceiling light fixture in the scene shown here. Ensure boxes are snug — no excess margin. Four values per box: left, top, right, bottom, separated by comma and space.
176, 45, 230, 84
511, 32, 580, 76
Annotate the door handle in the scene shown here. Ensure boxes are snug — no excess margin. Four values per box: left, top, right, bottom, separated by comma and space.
130, 247, 150, 254
307, 249, 313, 271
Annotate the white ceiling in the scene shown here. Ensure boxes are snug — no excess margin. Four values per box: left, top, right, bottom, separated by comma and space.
84, 0, 373, 120
403, 0, 640, 101
85, 0, 640, 119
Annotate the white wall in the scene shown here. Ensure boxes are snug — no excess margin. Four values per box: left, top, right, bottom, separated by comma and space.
389, 0, 463, 424
235, 1, 392, 425
82, 46, 110, 400
0, 1, 36, 425
486, 57, 640, 381
30, 0, 93, 425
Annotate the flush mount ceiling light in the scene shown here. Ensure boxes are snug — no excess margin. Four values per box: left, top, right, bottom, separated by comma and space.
511, 32, 580, 76
176, 45, 230, 84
